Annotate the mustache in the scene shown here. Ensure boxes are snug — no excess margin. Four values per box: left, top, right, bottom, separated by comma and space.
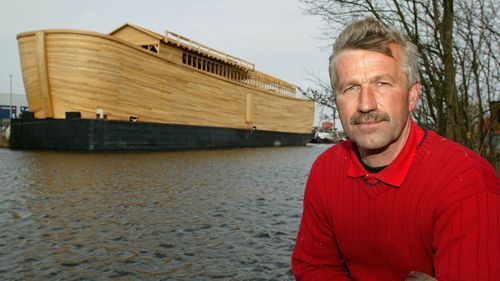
350, 111, 390, 125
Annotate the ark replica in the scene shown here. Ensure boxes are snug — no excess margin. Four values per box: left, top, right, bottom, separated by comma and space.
10, 24, 314, 150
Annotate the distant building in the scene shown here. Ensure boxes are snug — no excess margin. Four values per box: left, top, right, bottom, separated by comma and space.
0, 93, 28, 119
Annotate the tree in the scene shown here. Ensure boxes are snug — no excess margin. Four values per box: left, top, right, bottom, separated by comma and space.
299, 72, 339, 130
299, 0, 500, 166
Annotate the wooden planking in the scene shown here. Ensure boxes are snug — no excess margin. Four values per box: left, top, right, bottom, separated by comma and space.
110, 24, 162, 47
246, 93, 254, 123
35, 31, 54, 118
18, 37, 45, 116
251, 90, 314, 132
45, 33, 120, 119
156, 44, 185, 65
17, 29, 314, 134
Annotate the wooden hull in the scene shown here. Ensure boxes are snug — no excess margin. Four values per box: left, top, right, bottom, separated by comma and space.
15, 26, 314, 150
17, 28, 313, 130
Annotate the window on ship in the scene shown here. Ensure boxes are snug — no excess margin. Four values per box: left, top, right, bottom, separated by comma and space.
181, 51, 252, 85
141, 44, 159, 53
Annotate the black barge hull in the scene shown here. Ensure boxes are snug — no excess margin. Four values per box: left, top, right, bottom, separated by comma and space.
9, 118, 313, 151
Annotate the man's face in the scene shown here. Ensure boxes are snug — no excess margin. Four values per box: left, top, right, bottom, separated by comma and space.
334, 45, 419, 152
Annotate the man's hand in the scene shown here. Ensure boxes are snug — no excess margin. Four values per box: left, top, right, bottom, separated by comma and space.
405, 271, 437, 281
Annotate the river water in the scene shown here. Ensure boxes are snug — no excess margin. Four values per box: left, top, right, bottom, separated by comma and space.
0, 144, 330, 280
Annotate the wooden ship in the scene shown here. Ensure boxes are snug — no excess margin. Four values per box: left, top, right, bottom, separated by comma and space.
10, 23, 314, 150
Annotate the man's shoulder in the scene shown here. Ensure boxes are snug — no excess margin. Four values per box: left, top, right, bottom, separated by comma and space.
422, 130, 490, 166
418, 130, 499, 193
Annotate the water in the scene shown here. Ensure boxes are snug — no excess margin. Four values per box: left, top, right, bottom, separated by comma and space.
0, 144, 330, 280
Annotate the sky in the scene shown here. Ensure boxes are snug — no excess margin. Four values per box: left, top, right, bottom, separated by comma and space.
0, 0, 335, 125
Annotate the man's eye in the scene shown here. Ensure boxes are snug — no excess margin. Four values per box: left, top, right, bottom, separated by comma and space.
343, 85, 358, 94
377, 81, 391, 87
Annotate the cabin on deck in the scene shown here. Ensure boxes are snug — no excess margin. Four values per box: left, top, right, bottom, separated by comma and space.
109, 23, 298, 97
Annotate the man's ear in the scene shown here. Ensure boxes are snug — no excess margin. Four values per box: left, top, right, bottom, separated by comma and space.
408, 81, 420, 112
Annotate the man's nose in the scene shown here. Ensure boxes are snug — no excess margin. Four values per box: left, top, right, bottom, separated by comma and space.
357, 84, 377, 112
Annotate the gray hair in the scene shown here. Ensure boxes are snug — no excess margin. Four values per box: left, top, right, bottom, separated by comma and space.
329, 17, 420, 94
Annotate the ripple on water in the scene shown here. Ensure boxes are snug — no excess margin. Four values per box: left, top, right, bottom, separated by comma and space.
0, 144, 331, 279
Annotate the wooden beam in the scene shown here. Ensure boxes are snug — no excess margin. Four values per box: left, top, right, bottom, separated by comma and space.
35, 31, 53, 118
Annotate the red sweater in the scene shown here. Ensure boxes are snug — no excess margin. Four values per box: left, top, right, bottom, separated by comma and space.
292, 121, 500, 281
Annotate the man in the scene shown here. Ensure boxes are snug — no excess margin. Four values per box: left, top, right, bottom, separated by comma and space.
292, 17, 500, 281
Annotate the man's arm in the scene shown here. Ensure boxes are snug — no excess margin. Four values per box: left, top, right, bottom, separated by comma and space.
432, 167, 500, 280
292, 165, 351, 280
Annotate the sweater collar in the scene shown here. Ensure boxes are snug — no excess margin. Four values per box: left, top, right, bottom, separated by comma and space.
347, 118, 424, 187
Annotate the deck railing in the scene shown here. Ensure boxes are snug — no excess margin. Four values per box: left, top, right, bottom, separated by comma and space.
167, 30, 297, 97
242, 71, 297, 97
165, 31, 255, 71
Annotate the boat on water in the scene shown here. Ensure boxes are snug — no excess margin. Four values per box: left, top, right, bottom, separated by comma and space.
10, 23, 314, 150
